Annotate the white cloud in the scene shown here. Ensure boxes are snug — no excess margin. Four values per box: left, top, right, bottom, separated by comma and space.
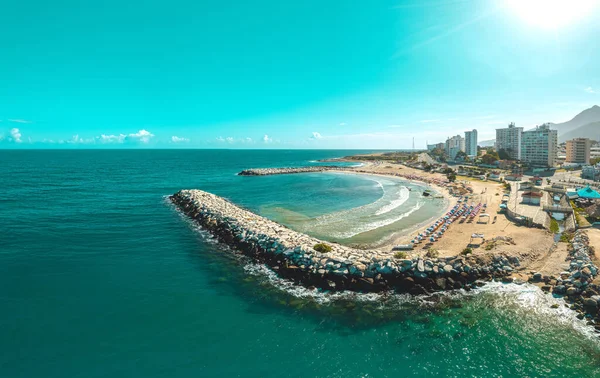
171, 136, 190, 143
339, 122, 346, 126
99, 134, 126, 143
263, 134, 272, 143
244, 137, 253, 143
8, 119, 32, 124
10, 128, 22, 143
216, 136, 235, 143
311, 132, 323, 140
127, 129, 154, 143
420, 119, 440, 123
68, 134, 95, 144
97, 130, 154, 144
585, 86, 598, 94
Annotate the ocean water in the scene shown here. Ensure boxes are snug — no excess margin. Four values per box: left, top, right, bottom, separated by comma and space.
1, 149, 599, 378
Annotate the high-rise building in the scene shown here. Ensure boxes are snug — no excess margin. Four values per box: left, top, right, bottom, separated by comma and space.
464, 129, 478, 157
521, 124, 558, 167
495, 123, 523, 160
566, 138, 592, 165
445, 135, 465, 160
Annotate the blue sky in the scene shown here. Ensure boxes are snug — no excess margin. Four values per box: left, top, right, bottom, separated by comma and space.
1, 0, 599, 149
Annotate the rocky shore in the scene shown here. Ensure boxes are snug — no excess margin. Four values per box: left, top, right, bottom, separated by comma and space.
171, 189, 519, 294
238, 166, 351, 176
532, 231, 600, 330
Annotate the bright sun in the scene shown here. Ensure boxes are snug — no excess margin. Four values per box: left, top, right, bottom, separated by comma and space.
506, 0, 597, 29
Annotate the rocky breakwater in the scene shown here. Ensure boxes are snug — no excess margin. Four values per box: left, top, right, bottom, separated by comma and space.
532, 231, 600, 330
238, 166, 350, 176
170, 189, 519, 294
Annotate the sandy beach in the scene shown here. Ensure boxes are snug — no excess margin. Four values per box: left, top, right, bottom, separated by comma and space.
330, 160, 563, 274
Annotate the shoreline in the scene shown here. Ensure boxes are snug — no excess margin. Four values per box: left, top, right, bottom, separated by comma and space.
322, 169, 456, 250
171, 189, 520, 295
172, 159, 600, 333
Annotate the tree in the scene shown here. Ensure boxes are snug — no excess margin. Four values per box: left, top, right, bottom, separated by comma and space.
482, 153, 499, 165
455, 151, 468, 160
591, 157, 600, 165
498, 148, 511, 160
447, 172, 457, 182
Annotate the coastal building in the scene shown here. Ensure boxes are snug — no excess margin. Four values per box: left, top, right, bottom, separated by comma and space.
521, 124, 558, 168
590, 143, 600, 161
464, 129, 478, 157
566, 138, 592, 165
577, 186, 600, 200
521, 191, 543, 205
427, 142, 445, 151
582, 164, 600, 181
505, 174, 523, 181
445, 135, 465, 160
495, 123, 523, 160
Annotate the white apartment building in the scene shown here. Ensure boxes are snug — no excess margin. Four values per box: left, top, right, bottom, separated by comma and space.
445, 135, 465, 160
464, 129, 478, 157
521, 124, 558, 167
495, 122, 523, 160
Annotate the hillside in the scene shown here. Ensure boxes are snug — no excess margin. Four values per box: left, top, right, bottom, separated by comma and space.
551, 105, 600, 142
478, 139, 495, 147
559, 121, 600, 142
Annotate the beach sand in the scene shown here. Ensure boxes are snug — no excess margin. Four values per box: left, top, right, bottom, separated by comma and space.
334, 161, 555, 271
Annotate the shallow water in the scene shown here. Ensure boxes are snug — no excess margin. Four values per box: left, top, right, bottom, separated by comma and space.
1, 149, 599, 377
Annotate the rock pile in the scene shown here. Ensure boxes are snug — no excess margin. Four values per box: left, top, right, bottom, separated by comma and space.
171, 189, 520, 294
238, 166, 350, 176
531, 231, 600, 329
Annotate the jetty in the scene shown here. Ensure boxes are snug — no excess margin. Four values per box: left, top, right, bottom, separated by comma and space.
170, 189, 521, 294
238, 166, 349, 176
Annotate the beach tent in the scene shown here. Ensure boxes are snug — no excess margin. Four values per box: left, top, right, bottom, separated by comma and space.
577, 186, 600, 200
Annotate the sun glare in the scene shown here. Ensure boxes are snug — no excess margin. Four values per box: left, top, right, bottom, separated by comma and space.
506, 0, 597, 29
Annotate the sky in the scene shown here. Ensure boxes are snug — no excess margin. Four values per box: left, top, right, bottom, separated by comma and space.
1, 0, 600, 149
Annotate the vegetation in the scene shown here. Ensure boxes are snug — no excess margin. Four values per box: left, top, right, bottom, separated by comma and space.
559, 231, 574, 243
498, 148, 512, 160
313, 243, 332, 253
591, 157, 600, 166
461, 247, 473, 255
429, 147, 447, 162
344, 152, 414, 162
484, 242, 495, 251
481, 149, 500, 165
394, 251, 408, 259
425, 248, 439, 258
549, 218, 560, 234
455, 151, 468, 160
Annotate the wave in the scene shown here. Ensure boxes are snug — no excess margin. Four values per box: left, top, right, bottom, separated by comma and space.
375, 186, 410, 216
301, 177, 427, 239
243, 263, 600, 341
310, 177, 387, 224
328, 200, 425, 239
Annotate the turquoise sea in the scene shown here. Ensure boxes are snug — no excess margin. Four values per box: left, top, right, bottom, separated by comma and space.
1, 149, 600, 377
